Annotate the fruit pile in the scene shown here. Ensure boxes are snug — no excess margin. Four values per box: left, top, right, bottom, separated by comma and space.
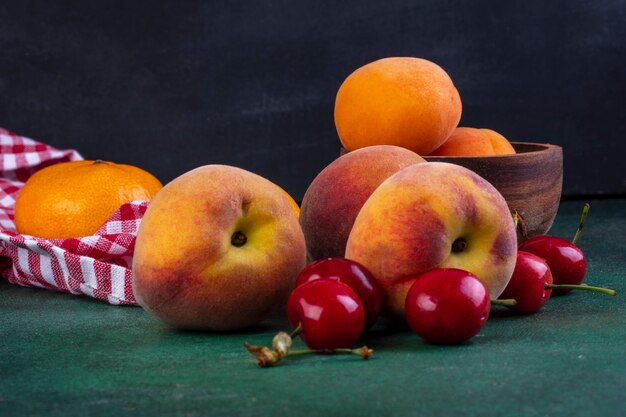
246, 205, 614, 368
240, 58, 614, 366
13, 56, 616, 368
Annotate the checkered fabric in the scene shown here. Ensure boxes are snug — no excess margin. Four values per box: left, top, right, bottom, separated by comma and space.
0, 127, 145, 305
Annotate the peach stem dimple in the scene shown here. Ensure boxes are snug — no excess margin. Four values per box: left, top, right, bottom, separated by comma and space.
452, 238, 467, 253
231, 231, 247, 247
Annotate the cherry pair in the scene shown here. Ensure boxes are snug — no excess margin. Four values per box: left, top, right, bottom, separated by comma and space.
244, 257, 378, 367
286, 257, 382, 350
500, 203, 615, 314
500, 250, 615, 314
290, 260, 502, 347
290, 263, 505, 347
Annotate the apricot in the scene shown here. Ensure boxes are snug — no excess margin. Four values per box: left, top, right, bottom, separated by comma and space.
334, 57, 462, 155
429, 127, 516, 156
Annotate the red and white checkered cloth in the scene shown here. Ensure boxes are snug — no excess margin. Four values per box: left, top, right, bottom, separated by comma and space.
0, 127, 146, 305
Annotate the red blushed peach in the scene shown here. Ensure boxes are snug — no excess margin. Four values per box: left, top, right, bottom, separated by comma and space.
345, 162, 517, 319
132, 165, 307, 331
299, 145, 425, 260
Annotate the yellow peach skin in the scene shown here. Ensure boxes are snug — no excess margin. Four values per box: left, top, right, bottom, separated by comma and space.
274, 183, 301, 218
132, 165, 307, 331
345, 162, 517, 319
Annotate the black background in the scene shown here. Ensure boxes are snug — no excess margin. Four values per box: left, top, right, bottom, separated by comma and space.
1, 0, 625, 199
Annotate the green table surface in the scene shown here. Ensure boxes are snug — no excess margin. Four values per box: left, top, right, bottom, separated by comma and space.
1, 199, 625, 417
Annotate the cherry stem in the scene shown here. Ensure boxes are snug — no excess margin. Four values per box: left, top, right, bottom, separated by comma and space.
245, 324, 373, 368
545, 283, 616, 296
491, 298, 517, 307
290, 322, 303, 338
288, 347, 373, 360
572, 203, 590, 245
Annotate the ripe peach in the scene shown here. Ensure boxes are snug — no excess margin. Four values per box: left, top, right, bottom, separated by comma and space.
299, 145, 425, 260
345, 162, 517, 319
429, 127, 515, 156
132, 165, 307, 331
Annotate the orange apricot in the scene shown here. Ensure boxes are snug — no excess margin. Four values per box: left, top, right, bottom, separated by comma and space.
428, 127, 516, 156
334, 57, 462, 155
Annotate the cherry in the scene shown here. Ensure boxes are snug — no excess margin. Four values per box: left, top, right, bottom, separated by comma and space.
499, 251, 616, 314
518, 236, 586, 295
518, 203, 589, 295
286, 279, 365, 350
404, 268, 490, 344
294, 257, 382, 329
499, 251, 554, 313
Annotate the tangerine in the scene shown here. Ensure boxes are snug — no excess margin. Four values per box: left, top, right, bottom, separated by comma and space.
14, 160, 163, 238
334, 57, 462, 155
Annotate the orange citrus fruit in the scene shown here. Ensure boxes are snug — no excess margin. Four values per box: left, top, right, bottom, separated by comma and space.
15, 160, 163, 238
334, 57, 462, 155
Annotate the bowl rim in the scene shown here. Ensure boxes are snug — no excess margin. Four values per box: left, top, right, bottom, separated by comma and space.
423, 141, 562, 160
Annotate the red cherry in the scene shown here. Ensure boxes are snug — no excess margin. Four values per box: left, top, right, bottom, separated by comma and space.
404, 268, 490, 345
500, 251, 553, 313
519, 236, 586, 295
286, 279, 365, 350
295, 257, 382, 328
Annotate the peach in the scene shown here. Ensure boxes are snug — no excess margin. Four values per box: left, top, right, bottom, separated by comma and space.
132, 165, 307, 331
299, 145, 426, 260
345, 162, 517, 319
429, 127, 515, 156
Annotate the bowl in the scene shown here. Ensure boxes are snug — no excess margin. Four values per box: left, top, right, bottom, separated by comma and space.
424, 142, 563, 238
